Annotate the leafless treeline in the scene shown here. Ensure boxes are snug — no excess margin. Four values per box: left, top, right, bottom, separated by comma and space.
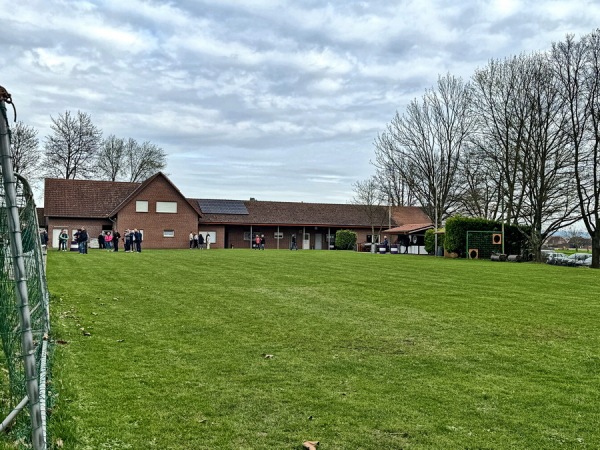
11, 110, 167, 186
367, 31, 600, 266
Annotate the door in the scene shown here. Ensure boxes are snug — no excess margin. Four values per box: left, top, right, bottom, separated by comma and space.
303, 233, 310, 250
314, 233, 322, 250
52, 228, 61, 249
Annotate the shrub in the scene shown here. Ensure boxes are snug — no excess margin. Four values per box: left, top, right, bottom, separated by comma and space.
335, 229, 357, 250
444, 216, 530, 258
424, 229, 444, 255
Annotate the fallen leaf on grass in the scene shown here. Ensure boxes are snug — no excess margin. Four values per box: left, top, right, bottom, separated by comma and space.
82, 331, 91, 337
56, 340, 68, 345
262, 354, 274, 359
55, 438, 64, 448
116, 339, 125, 343
303, 441, 319, 450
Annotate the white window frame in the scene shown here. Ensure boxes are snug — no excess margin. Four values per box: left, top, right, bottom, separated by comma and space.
243, 232, 251, 241
163, 230, 175, 238
274, 232, 283, 240
156, 201, 178, 213
136, 200, 149, 213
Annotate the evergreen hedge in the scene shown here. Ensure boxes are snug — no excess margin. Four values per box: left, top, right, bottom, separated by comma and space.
424, 229, 444, 255
335, 229, 357, 250
444, 216, 530, 258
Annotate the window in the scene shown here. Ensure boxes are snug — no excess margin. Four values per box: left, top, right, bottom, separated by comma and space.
136, 200, 149, 212
367, 235, 380, 244
243, 232, 252, 241
156, 201, 177, 213
163, 230, 175, 238
274, 232, 283, 239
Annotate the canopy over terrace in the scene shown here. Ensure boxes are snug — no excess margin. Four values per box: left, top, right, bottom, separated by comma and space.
383, 223, 434, 254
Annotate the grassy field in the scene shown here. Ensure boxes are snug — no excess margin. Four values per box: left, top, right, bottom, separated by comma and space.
45, 249, 600, 449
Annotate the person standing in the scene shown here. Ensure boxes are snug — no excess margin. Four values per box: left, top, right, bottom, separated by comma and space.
98, 233, 105, 249
205, 233, 211, 250
78, 227, 88, 254
39, 229, 49, 248
124, 229, 131, 252
290, 234, 298, 250
58, 229, 69, 251
134, 229, 142, 252
260, 234, 265, 250
254, 234, 261, 250
198, 233, 204, 250
189, 232, 194, 249
113, 230, 121, 252
104, 231, 112, 250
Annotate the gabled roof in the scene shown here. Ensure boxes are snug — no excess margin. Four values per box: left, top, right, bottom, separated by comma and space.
108, 172, 201, 217
192, 199, 431, 228
44, 178, 140, 218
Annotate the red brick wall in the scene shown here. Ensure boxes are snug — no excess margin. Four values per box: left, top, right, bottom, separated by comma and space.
197, 225, 225, 249
114, 176, 199, 249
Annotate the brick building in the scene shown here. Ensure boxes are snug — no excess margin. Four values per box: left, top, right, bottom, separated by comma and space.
42, 173, 432, 250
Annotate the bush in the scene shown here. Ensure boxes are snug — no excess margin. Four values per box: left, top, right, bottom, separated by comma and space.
444, 216, 530, 258
335, 229, 357, 250
424, 229, 444, 255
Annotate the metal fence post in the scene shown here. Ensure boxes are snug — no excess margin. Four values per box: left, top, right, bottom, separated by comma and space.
0, 101, 46, 450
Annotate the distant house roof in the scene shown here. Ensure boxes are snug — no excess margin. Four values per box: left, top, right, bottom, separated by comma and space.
193, 199, 431, 228
545, 236, 568, 246
383, 223, 434, 234
44, 178, 140, 218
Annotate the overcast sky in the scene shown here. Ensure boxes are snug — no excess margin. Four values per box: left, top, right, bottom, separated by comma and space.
2, 0, 600, 205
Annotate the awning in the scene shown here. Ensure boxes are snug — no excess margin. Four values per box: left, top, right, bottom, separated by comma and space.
383, 223, 433, 234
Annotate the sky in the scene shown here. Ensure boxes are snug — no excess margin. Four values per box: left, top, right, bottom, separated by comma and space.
2, 0, 600, 206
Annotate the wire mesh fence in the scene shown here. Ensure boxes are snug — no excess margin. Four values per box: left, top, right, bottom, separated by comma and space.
0, 100, 50, 449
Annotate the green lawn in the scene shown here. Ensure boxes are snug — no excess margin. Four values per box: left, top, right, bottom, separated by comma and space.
45, 249, 600, 449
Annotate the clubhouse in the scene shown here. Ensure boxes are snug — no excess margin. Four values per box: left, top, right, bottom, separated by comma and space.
42, 172, 432, 251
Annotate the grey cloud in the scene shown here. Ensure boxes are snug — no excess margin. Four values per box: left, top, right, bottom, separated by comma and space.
4, 0, 600, 205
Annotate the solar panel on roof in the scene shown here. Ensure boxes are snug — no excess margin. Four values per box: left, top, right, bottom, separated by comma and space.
198, 199, 249, 215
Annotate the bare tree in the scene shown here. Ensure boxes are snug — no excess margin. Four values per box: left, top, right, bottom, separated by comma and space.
352, 177, 388, 252
372, 132, 416, 207
384, 74, 474, 227
96, 135, 125, 181
518, 53, 579, 260
457, 143, 502, 220
124, 139, 167, 183
10, 121, 41, 182
44, 110, 102, 179
552, 31, 600, 268
470, 55, 534, 225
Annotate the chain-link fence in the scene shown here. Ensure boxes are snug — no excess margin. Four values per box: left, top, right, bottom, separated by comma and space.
0, 99, 50, 449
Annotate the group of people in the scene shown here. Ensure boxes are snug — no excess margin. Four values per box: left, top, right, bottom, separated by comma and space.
98, 231, 115, 250
189, 232, 210, 249
56, 228, 142, 253
254, 234, 266, 250
123, 229, 142, 252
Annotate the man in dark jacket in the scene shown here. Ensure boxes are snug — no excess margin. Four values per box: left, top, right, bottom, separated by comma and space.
113, 230, 121, 252
134, 229, 142, 252
78, 228, 88, 254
